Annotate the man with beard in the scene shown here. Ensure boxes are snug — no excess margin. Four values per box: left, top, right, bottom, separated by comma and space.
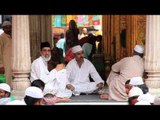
30, 42, 72, 98
66, 45, 104, 96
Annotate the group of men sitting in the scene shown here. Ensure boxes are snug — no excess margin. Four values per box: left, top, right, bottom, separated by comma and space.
1, 41, 160, 105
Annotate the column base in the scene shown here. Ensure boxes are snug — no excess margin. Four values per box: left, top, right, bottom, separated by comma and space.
11, 90, 25, 100
12, 78, 31, 91
149, 88, 160, 97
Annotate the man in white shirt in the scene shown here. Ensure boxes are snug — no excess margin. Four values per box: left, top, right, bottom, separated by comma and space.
30, 42, 72, 98
66, 45, 104, 96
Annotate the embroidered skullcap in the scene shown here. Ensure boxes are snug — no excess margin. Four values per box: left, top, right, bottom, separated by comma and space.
0, 83, 11, 92
129, 87, 143, 97
25, 87, 43, 98
134, 45, 144, 54
129, 77, 144, 86
72, 45, 83, 53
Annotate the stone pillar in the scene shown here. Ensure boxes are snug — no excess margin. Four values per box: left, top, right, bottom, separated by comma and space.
145, 15, 160, 96
11, 15, 31, 99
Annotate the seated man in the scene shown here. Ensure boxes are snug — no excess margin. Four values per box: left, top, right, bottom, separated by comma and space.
66, 45, 104, 96
30, 42, 72, 98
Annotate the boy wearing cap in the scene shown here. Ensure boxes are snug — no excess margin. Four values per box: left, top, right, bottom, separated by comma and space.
128, 86, 144, 105
0, 83, 16, 105
106, 45, 145, 101
66, 45, 104, 96
24, 86, 44, 105
0, 21, 12, 86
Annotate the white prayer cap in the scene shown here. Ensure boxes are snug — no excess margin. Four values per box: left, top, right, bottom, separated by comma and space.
2, 21, 12, 27
129, 77, 144, 86
0, 83, 11, 92
25, 86, 43, 98
6, 100, 26, 105
129, 87, 143, 97
137, 93, 155, 103
134, 45, 144, 54
135, 101, 151, 105
72, 45, 83, 54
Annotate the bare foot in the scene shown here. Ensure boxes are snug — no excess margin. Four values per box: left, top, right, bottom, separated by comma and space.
100, 93, 109, 100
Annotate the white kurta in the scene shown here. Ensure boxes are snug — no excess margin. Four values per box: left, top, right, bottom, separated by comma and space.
107, 55, 144, 101
30, 56, 72, 98
66, 58, 104, 95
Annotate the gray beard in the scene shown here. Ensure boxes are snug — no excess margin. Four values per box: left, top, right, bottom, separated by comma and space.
42, 55, 51, 62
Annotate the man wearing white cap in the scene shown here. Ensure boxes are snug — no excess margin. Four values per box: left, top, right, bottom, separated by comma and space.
0, 21, 12, 86
30, 42, 72, 98
128, 86, 143, 105
66, 45, 104, 96
0, 83, 16, 105
106, 44, 144, 101
6, 86, 44, 105
125, 77, 148, 95
24, 86, 44, 105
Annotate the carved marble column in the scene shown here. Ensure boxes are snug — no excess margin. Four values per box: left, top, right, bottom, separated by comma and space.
11, 15, 31, 99
145, 15, 160, 96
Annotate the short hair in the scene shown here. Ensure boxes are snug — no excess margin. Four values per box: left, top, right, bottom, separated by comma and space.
31, 79, 45, 91
40, 42, 50, 50
60, 33, 64, 38
24, 96, 41, 105
133, 50, 144, 58
125, 80, 130, 85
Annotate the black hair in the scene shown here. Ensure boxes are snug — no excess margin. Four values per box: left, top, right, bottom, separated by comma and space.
133, 50, 144, 58
24, 96, 41, 105
96, 35, 102, 42
137, 84, 149, 94
40, 42, 50, 50
31, 79, 45, 91
60, 33, 64, 38
125, 80, 130, 85
4, 91, 11, 97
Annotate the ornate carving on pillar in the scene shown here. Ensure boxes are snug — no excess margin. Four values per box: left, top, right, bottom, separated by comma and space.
29, 15, 41, 62
12, 15, 31, 98
145, 15, 160, 96
102, 15, 112, 79
126, 15, 146, 56
29, 15, 52, 62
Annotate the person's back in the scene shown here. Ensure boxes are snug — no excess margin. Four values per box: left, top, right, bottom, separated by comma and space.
56, 33, 66, 57
107, 45, 144, 101
114, 56, 144, 81
82, 42, 92, 60
66, 20, 79, 47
